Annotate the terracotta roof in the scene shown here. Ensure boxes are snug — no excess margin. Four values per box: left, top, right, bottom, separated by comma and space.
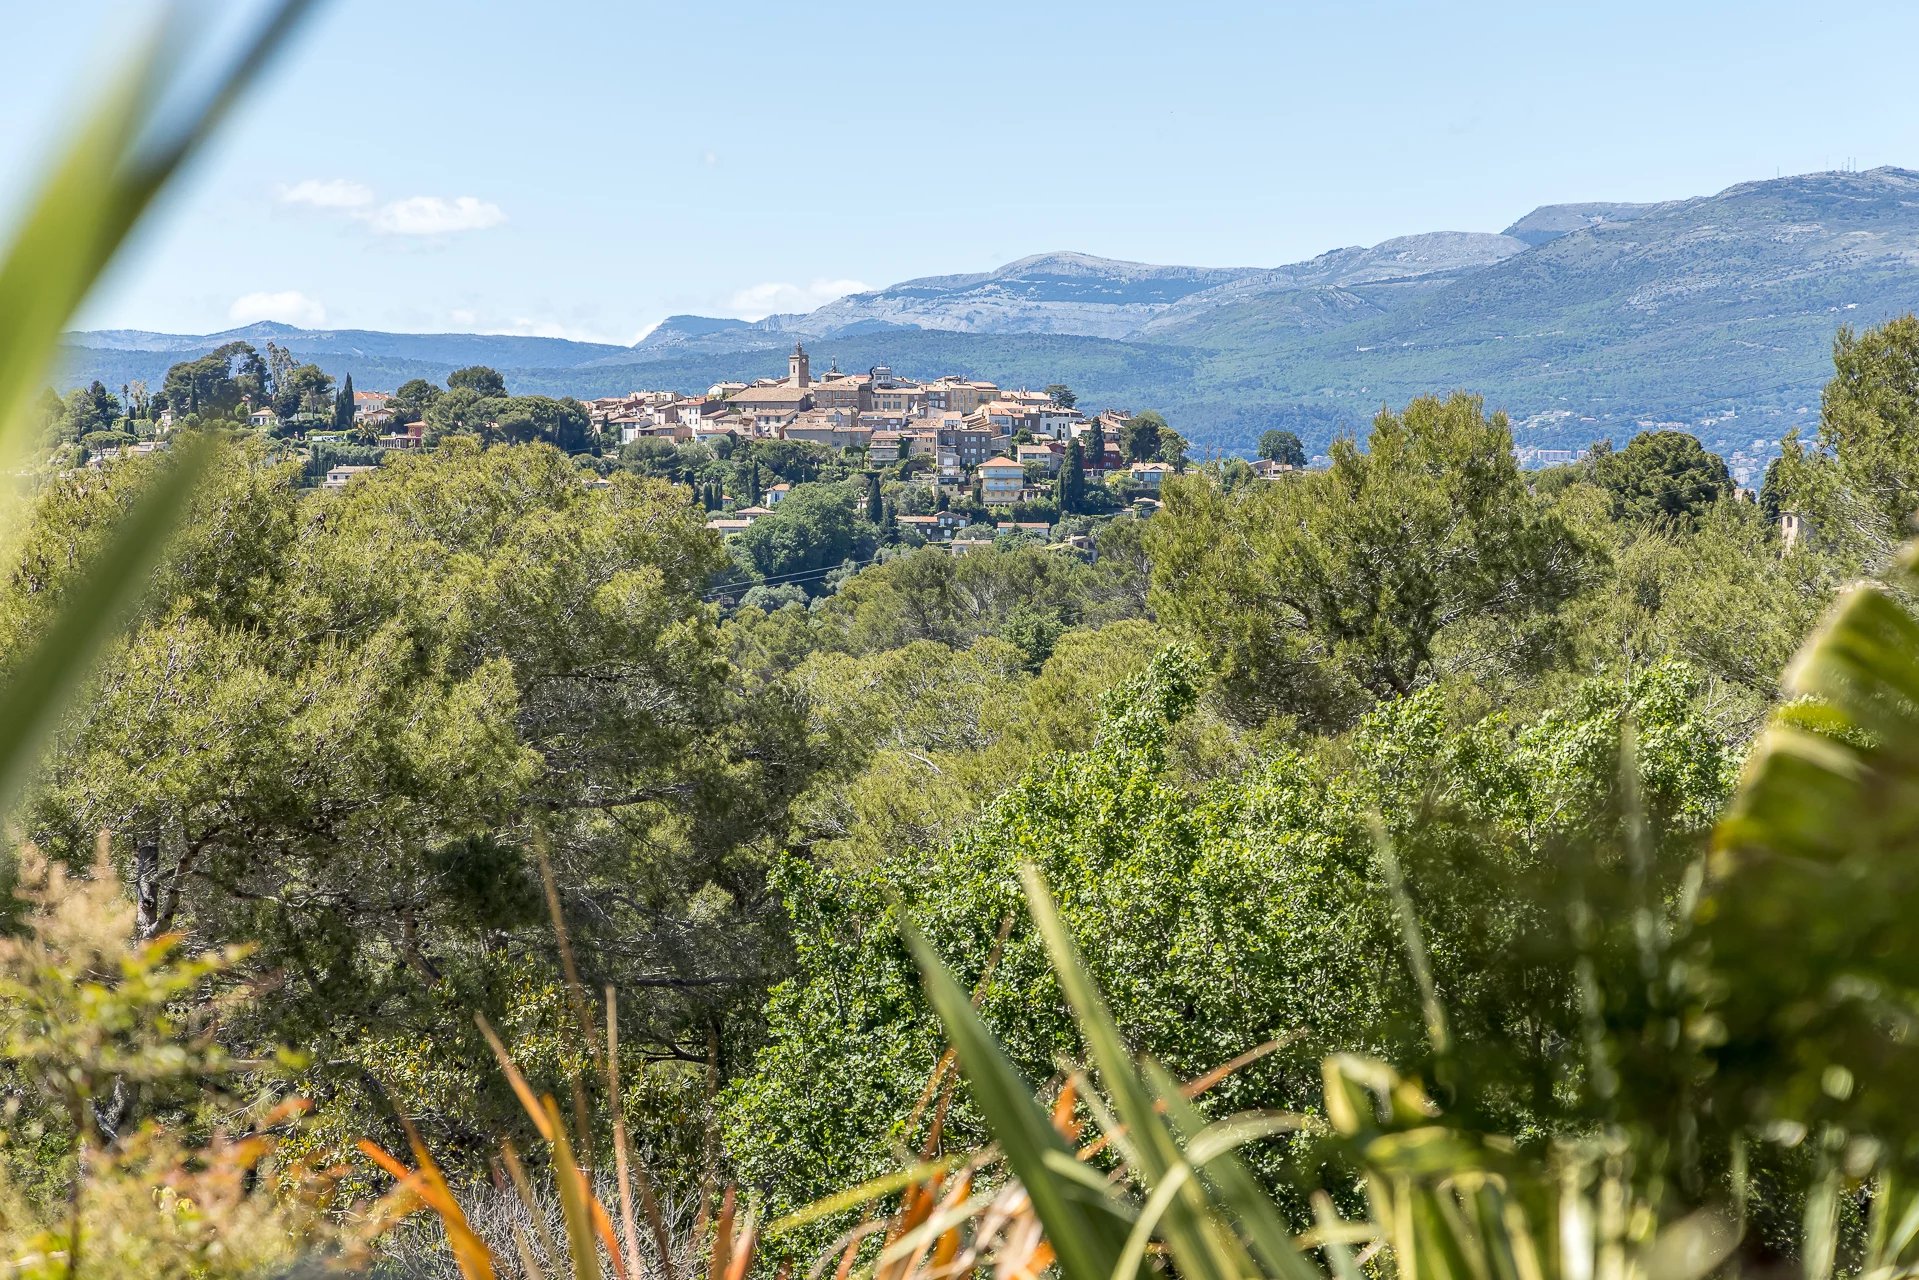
731, 386, 809, 404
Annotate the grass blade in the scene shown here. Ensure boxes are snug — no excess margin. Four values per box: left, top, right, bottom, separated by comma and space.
1016, 865, 1259, 1280
899, 915, 1133, 1280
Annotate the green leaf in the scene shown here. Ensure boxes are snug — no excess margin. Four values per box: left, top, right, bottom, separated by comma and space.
1017, 864, 1262, 1280
0, 441, 212, 810
898, 916, 1133, 1280
1150, 1064, 1323, 1280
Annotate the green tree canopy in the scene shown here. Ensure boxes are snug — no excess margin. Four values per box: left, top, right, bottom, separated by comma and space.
1258, 429, 1306, 467
493, 394, 593, 453
724, 652, 1733, 1215
159, 341, 265, 417
1148, 393, 1592, 727
1590, 430, 1734, 529
446, 365, 508, 398
422, 387, 498, 442
270, 362, 334, 421
12, 441, 820, 1157
731, 482, 875, 590
1121, 411, 1168, 464
389, 378, 443, 427
1772, 314, 1919, 569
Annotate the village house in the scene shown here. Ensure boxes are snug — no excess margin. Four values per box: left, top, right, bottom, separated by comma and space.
247, 405, 280, 429
896, 513, 950, 541
729, 387, 810, 433
763, 482, 791, 506
857, 408, 913, 432
784, 407, 868, 450
1251, 459, 1299, 480
923, 378, 999, 413
871, 385, 926, 415
693, 421, 745, 447
705, 517, 752, 536
379, 420, 426, 450
808, 372, 871, 411
868, 431, 904, 463
1017, 441, 1063, 475
323, 464, 377, 488
947, 421, 1003, 467
978, 455, 1025, 506
1034, 406, 1082, 439
1129, 461, 1174, 489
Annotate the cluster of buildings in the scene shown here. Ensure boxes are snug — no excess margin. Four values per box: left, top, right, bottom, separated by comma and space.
582, 343, 1168, 501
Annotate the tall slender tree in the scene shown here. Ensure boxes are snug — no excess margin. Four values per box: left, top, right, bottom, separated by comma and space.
333, 373, 355, 432
1057, 438, 1086, 514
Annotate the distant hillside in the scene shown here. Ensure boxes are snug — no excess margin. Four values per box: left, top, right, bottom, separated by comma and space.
795, 251, 1258, 339
62, 167, 1919, 475
1131, 232, 1529, 341
68, 320, 627, 368
1501, 202, 1655, 246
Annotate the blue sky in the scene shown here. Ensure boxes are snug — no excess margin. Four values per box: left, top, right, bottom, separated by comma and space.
6, 0, 1917, 342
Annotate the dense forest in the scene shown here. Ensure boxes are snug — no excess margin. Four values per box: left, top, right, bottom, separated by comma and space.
11, 301, 1919, 1275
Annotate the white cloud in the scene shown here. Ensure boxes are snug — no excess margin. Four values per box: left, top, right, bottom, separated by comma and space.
275, 180, 507, 237
502, 316, 659, 346
449, 308, 478, 326
727, 278, 869, 321
277, 178, 374, 209
229, 290, 327, 327
368, 195, 507, 236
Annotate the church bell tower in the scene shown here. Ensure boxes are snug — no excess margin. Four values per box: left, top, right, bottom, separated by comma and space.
788, 341, 811, 388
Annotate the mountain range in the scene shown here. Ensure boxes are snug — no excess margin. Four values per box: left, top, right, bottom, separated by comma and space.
63, 167, 1919, 475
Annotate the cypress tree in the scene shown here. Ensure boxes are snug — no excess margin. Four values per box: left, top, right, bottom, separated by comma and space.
334, 373, 355, 432
1058, 438, 1085, 514
864, 472, 883, 523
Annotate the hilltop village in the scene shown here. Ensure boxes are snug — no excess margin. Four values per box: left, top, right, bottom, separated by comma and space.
44, 337, 1268, 603
571, 343, 1218, 543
